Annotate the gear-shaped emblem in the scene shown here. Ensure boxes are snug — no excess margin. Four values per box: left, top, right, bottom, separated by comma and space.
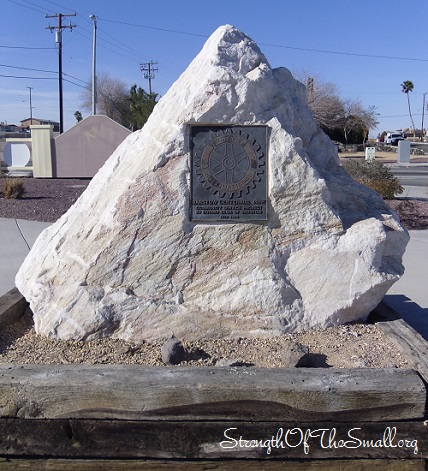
194, 128, 265, 198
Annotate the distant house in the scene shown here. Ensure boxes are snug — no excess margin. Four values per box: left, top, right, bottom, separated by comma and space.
20, 118, 59, 132
0, 123, 20, 132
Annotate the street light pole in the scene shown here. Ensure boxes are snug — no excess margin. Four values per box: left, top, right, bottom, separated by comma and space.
27, 86, 33, 125
90, 14, 97, 115
422, 93, 426, 141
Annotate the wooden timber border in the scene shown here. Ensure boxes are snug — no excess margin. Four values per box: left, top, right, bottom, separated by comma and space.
0, 287, 427, 470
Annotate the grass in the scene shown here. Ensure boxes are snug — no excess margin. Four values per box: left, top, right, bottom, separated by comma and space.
1, 178, 26, 200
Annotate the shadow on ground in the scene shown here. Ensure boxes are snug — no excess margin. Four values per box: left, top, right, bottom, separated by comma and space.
384, 294, 428, 341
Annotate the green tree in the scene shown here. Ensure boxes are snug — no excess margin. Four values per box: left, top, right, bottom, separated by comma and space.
81, 76, 158, 130
125, 85, 158, 131
401, 80, 415, 140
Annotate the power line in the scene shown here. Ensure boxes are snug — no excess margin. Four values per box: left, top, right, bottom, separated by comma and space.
259, 42, 428, 63
63, 73, 89, 85
7, 0, 428, 65
73, 29, 142, 65
0, 63, 89, 86
63, 77, 86, 89
99, 18, 208, 38
74, 21, 153, 64
0, 74, 56, 79
97, 25, 153, 62
83, 29, 141, 63
379, 113, 423, 118
20, 0, 56, 14
19, 3, 183, 81
38, 0, 75, 15
72, 22, 174, 83
0, 44, 55, 50
5, 0, 47, 14
101, 17, 428, 63
0, 63, 57, 74
6, 0, 170, 75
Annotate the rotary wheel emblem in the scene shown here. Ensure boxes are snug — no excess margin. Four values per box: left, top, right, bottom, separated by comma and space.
194, 128, 265, 198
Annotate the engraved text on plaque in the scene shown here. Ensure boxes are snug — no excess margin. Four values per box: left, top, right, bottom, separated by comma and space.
190, 125, 267, 222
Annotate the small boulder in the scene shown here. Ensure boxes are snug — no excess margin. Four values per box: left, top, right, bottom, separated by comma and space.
161, 336, 186, 365
281, 342, 310, 367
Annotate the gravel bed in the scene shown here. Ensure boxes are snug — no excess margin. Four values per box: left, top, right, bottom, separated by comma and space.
0, 176, 89, 222
387, 198, 428, 230
0, 309, 408, 369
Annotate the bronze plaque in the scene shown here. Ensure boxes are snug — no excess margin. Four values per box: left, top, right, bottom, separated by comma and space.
190, 125, 267, 222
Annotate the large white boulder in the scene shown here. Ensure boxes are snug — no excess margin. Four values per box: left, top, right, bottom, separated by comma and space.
16, 25, 408, 342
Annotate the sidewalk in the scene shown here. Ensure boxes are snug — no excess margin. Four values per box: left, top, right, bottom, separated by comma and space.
382, 183, 428, 338
1, 190, 427, 339
399, 184, 428, 200
0, 218, 51, 297
385, 229, 428, 339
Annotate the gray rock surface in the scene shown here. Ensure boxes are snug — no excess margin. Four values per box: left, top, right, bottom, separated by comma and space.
161, 336, 186, 365
281, 342, 310, 367
16, 25, 408, 342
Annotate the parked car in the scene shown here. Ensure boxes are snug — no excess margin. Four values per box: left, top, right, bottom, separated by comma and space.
385, 132, 405, 145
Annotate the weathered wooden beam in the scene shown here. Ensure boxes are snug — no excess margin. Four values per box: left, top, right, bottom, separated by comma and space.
0, 365, 425, 421
0, 287, 26, 328
0, 458, 424, 470
0, 419, 426, 460
376, 318, 428, 383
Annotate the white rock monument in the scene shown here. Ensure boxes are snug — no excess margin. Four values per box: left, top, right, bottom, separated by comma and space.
16, 25, 409, 342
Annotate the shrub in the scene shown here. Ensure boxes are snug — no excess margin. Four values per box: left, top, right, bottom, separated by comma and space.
342, 159, 403, 200
1, 178, 26, 199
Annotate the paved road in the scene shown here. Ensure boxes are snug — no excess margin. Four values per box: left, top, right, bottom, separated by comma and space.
389, 165, 428, 189
410, 142, 428, 152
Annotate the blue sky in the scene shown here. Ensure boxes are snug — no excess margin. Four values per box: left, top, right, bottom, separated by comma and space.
1, 0, 427, 136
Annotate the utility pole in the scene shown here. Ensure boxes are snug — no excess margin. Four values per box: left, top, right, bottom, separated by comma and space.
307, 77, 314, 103
27, 86, 33, 125
421, 93, 427, 141
46, 12, 76, 134
89, 14, 97, 115
140, 61, 158, 95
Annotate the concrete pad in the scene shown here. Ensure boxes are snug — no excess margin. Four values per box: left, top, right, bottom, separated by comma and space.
400, 185, 428, 200
16, 219, 51, 249
386, 230, 428, 340
0, 218, 50, 297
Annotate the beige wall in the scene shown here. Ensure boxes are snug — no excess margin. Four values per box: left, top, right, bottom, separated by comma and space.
53, 115, 131, 178
31, 125, 53, 178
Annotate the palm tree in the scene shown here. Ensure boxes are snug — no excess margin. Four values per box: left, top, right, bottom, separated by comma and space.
401, 80, 415, 140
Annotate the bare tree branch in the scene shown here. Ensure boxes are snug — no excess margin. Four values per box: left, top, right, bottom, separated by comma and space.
80, 72, 130, 126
